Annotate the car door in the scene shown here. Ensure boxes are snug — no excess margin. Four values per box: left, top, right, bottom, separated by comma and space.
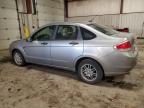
51, 25, 83, 69
24, 25, 56, 65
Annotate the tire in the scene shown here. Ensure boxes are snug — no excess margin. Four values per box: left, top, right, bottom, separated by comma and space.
12, 50, 25, 66
78, 59, 103, 84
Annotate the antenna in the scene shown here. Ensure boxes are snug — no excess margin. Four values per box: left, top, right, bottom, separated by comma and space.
88, 16, 96, 22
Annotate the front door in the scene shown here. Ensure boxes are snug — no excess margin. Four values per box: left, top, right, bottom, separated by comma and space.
51, 25, 83, 69
24, 25, 56, 65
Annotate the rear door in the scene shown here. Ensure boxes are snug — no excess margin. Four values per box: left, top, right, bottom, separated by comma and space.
51, 25, 83, 69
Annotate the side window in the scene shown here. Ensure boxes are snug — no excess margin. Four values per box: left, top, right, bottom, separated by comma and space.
55, 25, 78, 40
32, 25, 56, 41
80, 27, 96, 40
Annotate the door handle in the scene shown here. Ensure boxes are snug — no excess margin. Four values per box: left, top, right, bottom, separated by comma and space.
69, 42, 79, 45
41, 42, 48, 45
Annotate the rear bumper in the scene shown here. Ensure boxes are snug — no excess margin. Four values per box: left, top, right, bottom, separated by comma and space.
101, 50, 138, 76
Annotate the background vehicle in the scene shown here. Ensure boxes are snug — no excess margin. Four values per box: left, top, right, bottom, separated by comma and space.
9, 22, 138, 84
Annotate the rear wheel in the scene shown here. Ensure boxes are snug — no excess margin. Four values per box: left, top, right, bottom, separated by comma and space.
78, 59, 103, 84
12, 50, 25, 66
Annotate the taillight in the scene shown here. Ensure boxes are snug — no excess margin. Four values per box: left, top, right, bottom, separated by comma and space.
115, 41, 132, 51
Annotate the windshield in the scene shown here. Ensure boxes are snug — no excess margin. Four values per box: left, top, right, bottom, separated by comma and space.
87, 24, 118, 36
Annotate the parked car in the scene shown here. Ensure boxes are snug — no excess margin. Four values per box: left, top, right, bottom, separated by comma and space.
9, 22, 138, 84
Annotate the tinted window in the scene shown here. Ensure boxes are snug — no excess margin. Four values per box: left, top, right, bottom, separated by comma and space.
80, 27, 96, 40
55, 25, 78, 40
32, 26, 56, 41
88, 24, 118, 36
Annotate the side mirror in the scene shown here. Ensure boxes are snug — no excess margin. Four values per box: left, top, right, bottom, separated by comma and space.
27, 37, 32, 42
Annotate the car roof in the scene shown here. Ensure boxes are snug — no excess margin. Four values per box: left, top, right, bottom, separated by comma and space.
42, 21, 93, 26
38, 22, 96, 31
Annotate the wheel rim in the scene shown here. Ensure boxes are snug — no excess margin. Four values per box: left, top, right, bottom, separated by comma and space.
81, 64, 97, 81
14, 52, 23, 65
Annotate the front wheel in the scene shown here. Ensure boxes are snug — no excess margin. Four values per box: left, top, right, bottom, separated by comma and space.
12, 50, 25, 66
78, 59, 103, 84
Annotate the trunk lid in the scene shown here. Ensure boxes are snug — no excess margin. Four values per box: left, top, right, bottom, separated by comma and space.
114, 32, 134, 43
113, 32, 136, 52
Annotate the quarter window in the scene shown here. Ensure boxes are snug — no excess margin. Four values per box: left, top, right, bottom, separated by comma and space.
55, 25, 78, 40
32, 26, 56, 41
80, 27, 96, 40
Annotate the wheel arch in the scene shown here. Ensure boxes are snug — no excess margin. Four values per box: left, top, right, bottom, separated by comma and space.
11, 49, 25, 60
12, 49, 20, 56
75, 57, 105, 77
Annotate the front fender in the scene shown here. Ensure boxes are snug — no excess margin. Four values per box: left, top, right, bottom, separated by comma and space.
9, 40, 26, 58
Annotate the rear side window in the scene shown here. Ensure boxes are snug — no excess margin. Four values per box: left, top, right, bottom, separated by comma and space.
80, 27, 96, 40
55, 25, 78, 40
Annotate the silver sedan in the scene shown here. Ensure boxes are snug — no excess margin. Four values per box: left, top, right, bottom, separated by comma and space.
9, 22, 138, 84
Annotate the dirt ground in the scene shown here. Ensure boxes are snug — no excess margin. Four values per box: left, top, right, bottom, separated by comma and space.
0, 50, 144, 108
